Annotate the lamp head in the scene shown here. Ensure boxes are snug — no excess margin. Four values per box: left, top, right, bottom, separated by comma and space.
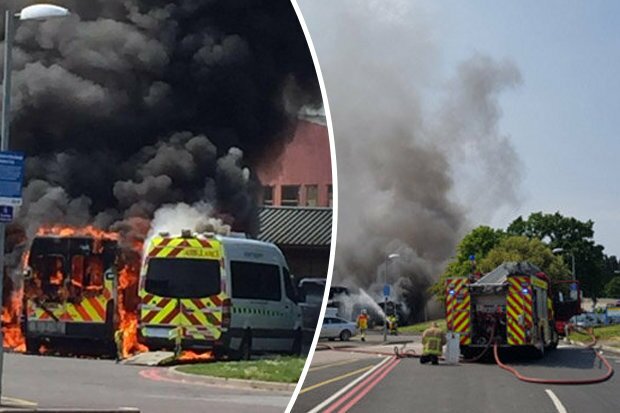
19, 4, 70, 21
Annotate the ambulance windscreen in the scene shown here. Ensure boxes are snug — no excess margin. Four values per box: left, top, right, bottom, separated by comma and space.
145, 258, 221, 298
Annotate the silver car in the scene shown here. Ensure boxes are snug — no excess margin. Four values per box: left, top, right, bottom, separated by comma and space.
320, 316, 357, 341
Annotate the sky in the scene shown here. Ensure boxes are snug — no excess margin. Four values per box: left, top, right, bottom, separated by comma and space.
433, 1, 620, 256
300, 1, 620, 257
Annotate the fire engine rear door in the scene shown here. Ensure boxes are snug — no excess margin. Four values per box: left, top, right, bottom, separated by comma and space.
506, 276, 533, 345
445, 278, 471, 345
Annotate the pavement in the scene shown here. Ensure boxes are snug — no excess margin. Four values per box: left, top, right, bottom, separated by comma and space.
293, 330, 620, 413
2, 352, 294, 413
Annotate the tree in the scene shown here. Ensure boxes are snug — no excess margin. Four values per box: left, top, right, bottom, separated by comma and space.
455, 225, 505, 264
431, 226, 505, 299
507, 212, 606, 298
478, 236, 570, 281
604, 277, 620, 298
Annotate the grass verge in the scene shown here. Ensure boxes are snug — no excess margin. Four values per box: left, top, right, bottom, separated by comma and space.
568, 324, 620, 346
399, 319, 446, 334
176, 356, 306, 383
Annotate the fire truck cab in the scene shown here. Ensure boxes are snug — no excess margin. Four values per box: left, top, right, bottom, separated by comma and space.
446, 262, 559, 358
551, 279, 581, 336
22, 235, 118, 353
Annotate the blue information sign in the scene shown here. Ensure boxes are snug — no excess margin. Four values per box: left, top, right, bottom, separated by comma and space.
0, 151, 25, 206
0, 205, 13, 223
383, 284, 390, 297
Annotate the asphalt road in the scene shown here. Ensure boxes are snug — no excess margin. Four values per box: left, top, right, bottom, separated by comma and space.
2, 352, 293, 412
294, 334, 620, 413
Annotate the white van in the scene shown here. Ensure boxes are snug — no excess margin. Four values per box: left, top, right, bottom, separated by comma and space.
138, 231, 303, 359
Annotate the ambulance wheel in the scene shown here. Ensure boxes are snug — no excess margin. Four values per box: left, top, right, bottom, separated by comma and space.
239, 331, 252, 361
25, 337, 41, 355
340, 330, 351, 341
291, 329, 303, 356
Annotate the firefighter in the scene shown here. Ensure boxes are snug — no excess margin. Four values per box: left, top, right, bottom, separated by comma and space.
388, 314, 398, 335
357, 309, 369, 342
420, 322, 446, 365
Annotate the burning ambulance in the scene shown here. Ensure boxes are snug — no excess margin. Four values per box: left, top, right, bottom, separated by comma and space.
138, 230, 303, 359
22, 233, 119, 353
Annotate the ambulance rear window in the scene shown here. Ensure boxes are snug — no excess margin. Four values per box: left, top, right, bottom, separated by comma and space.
145, 258, 221, 298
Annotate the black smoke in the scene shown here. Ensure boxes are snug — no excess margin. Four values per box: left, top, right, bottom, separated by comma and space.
299, 0, 521, 322
2, 0, 320, 240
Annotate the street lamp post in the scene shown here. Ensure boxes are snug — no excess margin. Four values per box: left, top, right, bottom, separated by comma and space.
383, 253, 400, 342
552, 247, 576, 281
0, 4, 69, 403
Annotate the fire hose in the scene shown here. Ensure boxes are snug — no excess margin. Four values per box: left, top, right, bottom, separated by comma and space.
493, 325, 614, 385
320, 324, 614, 385
393, 320, 498, 360
461, 318, 498, 363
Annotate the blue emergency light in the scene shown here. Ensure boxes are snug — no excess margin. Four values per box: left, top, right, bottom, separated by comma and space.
522, 288, 529, 294
449, 289, 455, 295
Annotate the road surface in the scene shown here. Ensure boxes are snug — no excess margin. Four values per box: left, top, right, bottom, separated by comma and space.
294, 332, 620, 413
2, 352, 293, 412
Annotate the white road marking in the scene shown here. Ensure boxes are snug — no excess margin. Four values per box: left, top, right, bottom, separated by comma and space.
545, 389, 568, 413
307, 356, 392, 413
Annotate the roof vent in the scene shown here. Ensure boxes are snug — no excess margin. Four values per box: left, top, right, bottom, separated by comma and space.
181, 229, 193, 238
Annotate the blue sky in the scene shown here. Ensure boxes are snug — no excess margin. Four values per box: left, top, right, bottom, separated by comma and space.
419, 2, 620, 255
299, 0, 620, 258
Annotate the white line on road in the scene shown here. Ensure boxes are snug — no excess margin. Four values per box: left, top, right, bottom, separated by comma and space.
307, 356, 392, 413
545, 389, 567, 413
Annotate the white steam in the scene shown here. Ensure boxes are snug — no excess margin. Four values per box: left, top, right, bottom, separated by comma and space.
146, 202, 231, 246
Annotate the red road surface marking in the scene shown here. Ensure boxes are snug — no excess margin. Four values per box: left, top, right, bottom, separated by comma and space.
323, 357, 400, 413
336, 358, 401, 412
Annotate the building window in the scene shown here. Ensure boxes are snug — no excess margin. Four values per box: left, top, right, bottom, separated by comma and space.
305, 185, 318, 207
263, 186, 274, 206
327, 184, 333, 207
281, 185, 300, 206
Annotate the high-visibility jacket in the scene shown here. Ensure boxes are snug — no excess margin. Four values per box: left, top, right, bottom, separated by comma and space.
422, 326, 446, 356
357, 314, 368, 330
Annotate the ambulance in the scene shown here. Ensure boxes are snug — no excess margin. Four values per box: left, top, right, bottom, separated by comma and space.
138, 230, 302, 359
23, 235, 118, 352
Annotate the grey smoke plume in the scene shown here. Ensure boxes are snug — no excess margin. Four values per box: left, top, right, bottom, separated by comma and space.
1, 0, 320, 249
299, 0, 522, 321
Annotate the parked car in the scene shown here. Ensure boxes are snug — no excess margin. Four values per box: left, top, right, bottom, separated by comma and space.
320, 316, 357, 341
569, 313, 604, 328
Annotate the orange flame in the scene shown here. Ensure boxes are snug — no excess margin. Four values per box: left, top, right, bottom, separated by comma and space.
2, 291, 25, 352
118, 264, 147, 358
177, 350, 215, 362
36, 225, 119, 240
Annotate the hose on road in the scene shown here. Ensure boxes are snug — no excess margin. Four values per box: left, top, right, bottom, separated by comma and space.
394, 343, 418, 359
316, 342, 398, 357
318, 326, 615, 385
493, 327, 615, 385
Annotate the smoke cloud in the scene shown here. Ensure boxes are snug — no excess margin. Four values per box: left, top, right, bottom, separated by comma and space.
299, 0, 522, 321
1, 1, 320, 250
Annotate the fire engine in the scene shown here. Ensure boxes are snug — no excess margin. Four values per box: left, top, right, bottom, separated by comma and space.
446, 262, 560, 358
22, 235, 118, 353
